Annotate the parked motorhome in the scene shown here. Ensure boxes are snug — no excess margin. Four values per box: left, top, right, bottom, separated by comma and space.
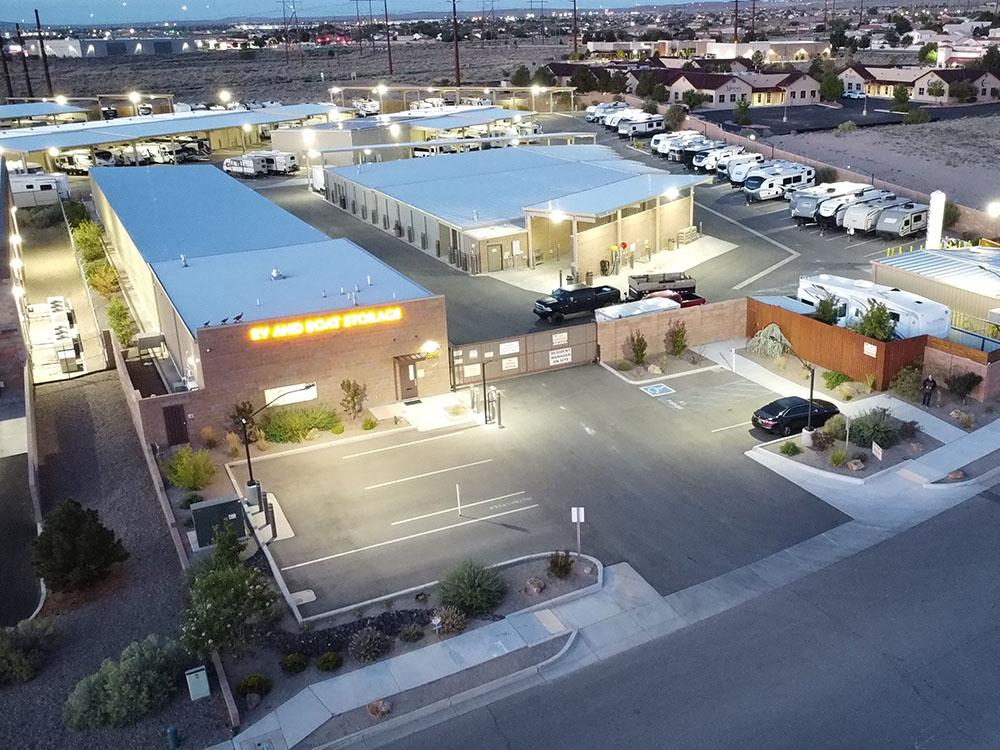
841, 196, 914, 234
222, 155, 268, 178
788, 182, 870, 222
875, 203, 929, 239
10, 173, 70, 207
515, 121, 543, 136
717, 152, 764, 181
618, 114, 665, 137
352, 98, 380, 116
680, 140, 725, 168
820, 189, 896, 228
139, 141, 187, 164
246, 149, 299, 174
664, 136, 713, 161
797, 274, 950, 339
54, 150, 94, 175
411, 97, 447, 110
460, 97, 492, 106
743, 165, 815, 201
653, 132, 702, 157
692, 145, 744, 173
728, 158, 792, 186
173, 137, 211, 161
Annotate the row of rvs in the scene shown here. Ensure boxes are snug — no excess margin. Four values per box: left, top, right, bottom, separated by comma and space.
787, 182, 929, 238
222, 150, 300, 178
52, 137, 212, 174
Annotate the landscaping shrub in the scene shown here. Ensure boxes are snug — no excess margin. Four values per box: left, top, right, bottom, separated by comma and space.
85, 260, 120, 297
236, 673, 272, 697
18, 203, 64, 229
943, 199, 960, 229
863, 373, 876, 393
332, 423, 346, 435
548, 550, 574, 579
224, 431, 241, 457
435, 605, 467, 635
316, 651, 343, 672
63, 636, 185, 729
849, 407, 898, 448
362, 417, 378, 431
340, 379, 368, 421
64, 200, 89, 228
811, 431, 834, 451
616, 360, 634, 372
823, 414, 847, 441
626, 330, 648, 365
903, 108, 930, 124
398, 624, 425, 643
211, 520, 245, 569
73, 220, 105, 263
830, 449, 849, 468
199, 425, 218, 449
835, 120, 857, 134
822, 371, 850, 390
163, 446, 215, 490
0, 619, 58, 685
179, 492, 202, 510
814, 295, 839, 324
256, 433, 270, 452
230, 401, 256, 436
889, 364, 923, 402
348, 627, 391, 662
181, 565, 276, 657
439, 561, 506, 616
33, 500, 128, 592
260, 406, 339, 443
814, 166, 837, 184
779, 441, 801, 456
105, 298, 138, 348
959, 413, 975, 429
946, 371, 983, 403
899, 420, 920, 439
853, 300, 895, 341
666, 320, 687, 357
281, 652, 308, 674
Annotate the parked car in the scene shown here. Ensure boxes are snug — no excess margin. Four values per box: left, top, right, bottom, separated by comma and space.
644, 289, 706, 307
533, 283, 621, 323
751, 396, 839, 436
842, 90, 866, 100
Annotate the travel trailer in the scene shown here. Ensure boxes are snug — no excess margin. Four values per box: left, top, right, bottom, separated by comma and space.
460, 97, 492, 106
692, 145, 744, 173
797, 274, 951, 339
10, 173, 70, 207
820, 189, 896, 228
717, 152, 764, 181
649, 130, 698, 153
841, 196, 915, 234
515, 120, 543, 136
679, 140, 726, 168
138, 141, 187, 164
411, 97, 448, 110
53, 150, 95, 175
310, 165, 326, 193
663, 136, 714, 161
246, 150, 299, 174
352, 98, 380, 116
743, 165, 815, 201
618, 114, 665, 137
585, 101, 626, 122
875, 203, 929, 238
788, 182, 870, 222
727, 158, 792, 187
603, 108, 644, 129
173, 137, 212, 161
222, 155, 269, 178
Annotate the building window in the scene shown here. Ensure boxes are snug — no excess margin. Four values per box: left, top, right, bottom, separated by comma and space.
730, 93, 736, 102
766, 92, 772, 103
790, 90, 796, 99
811, 90, 816, 98
918, 88, 924, 95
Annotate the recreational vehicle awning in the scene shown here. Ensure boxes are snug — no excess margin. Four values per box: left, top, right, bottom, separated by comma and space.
524, 173, 708, 221
0, 104, 335, 154
0, 102, 88, 121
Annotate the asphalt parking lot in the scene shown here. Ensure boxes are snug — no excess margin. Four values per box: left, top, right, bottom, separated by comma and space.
231, 365, 847, 617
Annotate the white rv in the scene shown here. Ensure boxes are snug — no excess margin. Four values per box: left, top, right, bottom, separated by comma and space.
10, 173, 70, 207
53, 150, 95, 175
841, 196, 914, 234
875, 203, 929, 238
680, 140, 725, 168
664, 135, 713, 161
788, 182, 870, 222
650, 130, 698, 153
820, 189, 895, 227
460, 97, 492, 106
718, 152, 764, 181
222, 155, 268, 178
743, 165, 815, 201
411, 97, 447, 110
246, 149, 299, 174
618, 114, 664, 137
585, 101, 626, 123
728, 158, 792, 186
604, 108, 643, 129
139, 141, 187, 164
692, 145, 744, 173
352, 97, 380, 116
797, 274, 951, 339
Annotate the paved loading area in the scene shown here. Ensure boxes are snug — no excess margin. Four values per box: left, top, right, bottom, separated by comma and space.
231, 365, 846, 617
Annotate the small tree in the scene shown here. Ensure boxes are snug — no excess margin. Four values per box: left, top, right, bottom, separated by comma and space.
891, 84, 910, 111
681, 90, 706, 109
814, 295, 839, 324
855, 299, 896, 341
750, 49, 765, 69
626, 330, 648, 365
105, 298, 137, 348
211, 520, 244, 569
230, 400, 256, 438
634, 71, 656, 98
651, 83, 669, 103
641, 99, 659, 115
509, 64, 531, 86
917, 42, 938, 63
903, 108, 930, 124
0, 619, 58, 686
734, 99, 751, 125
340, 379, 368, 420
181, 565, 276, 657
163, 447, 215, 490
666, 320, 687, 356
943, 199, 960, 228
820, 74, 844, 101
949, 79, 976, 102
532, 66, 557, 87
665, 104, 687, 130
32, 500, 129, 592
946, 371, 983, 403
926, 80, 945, 99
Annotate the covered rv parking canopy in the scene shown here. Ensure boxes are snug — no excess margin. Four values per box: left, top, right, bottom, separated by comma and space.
0, 102, 89, 129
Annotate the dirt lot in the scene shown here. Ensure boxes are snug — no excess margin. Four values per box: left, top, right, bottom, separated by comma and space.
771, 114, 1000, 210
12, 42, 568, 103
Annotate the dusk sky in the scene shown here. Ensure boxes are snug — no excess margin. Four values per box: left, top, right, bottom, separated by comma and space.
6, 0, 673, 26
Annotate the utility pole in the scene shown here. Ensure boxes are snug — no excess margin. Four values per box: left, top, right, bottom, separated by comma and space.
14, 25, 34, 98
34, 9, 53, 97
280, 0, 289, 65
368, 0, 376, 50
452, 0, 461, 86
1, 40, 14, 98
750, 0, 756, 40
355, 0, 363, 55
383, 0, 393, 74
733, 0, 739, 43
572, 0, 578, 56
858, 0, 864, 27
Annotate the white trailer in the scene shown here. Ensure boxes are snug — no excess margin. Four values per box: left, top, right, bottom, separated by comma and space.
650, 130, 698, 153
619, 114, 664, 137
53, 150, 94, 175
585, 101, 626, 122
821, 189, 896, 227
875, 203, 929, 238
692, 145, 744, 173
728, 158, 792, 186
841, 196, 913, 234
139, 141, 187, 164
718, 152, 764, 180
246, 149, 299, 174
604, 108, 643, 129
743, 165, 815, 201
222, 155, 268, 178
788, 182, 870, 221
664, 136, 713, 161
10, 173, 70, 207
797, 273, 951, 339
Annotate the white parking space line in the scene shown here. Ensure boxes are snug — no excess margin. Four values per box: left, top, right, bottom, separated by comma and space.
697, 203, 801, 290
364, 459, 493, 490
765, 223, 803, 234
280, 504, 541, 571
710, 421, 753, 433
846, 237, 880, 249
391, 491, 527, 526
342, 430, 466, 459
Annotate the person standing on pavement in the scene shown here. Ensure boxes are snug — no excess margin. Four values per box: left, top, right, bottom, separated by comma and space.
922, 374, 937, 406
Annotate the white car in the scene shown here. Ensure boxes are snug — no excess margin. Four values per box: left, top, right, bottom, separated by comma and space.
842, 90, 866, 100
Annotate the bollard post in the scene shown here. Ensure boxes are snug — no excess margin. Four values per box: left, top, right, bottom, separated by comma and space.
166, 725, 181, 749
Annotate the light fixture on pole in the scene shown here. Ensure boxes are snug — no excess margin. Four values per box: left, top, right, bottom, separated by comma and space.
530, 84, 541, 110
374, 83, 388, 112
127, 90, 141, 116
218, 88, 233, 108
987, 201, 1000, 220
768, 335, 817, 444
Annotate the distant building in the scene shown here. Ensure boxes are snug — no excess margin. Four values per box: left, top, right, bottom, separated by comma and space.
22, 37, 195, 58
840, 63, 1000, 103
626, 69, 819, 109
659, 39, 830, 63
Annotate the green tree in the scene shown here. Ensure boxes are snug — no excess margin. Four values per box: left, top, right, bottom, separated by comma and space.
926, 80, 945, 99
211, 520, 244, 569
917, 42, 938, 63
855, 300, 896, 341
892, 84, 910, 110
340, 379, 368, 421
651, 83, 669, 102
665, 104, 687, 130
820, 74, 844, 101
32, 500, 129, 592
943, 199, 960, 228
949, 79, 976, 102
750, 49, 765, 68
569, 66, 597, 93
533, 66, 557, 86
105, 298, 137, 348
510, 64, 531, 86
181, 565, 276, 657
641, 99, 660, 114
814, 295, 839, 324
634, 71, 656, 98
734, 99, 751, 125
681, 90, 707, 109
982, 45, 1000, 73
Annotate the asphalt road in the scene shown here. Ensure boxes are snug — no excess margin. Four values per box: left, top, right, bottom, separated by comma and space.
232, 365, 846, 616
385, 490, 1000, 750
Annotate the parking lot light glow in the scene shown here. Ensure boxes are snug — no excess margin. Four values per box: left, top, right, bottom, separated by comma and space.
988, 202, 1000, 219
375, 83, 388, 95
241, 123, 251, 133
302, 129, 316, 146
10, 257, 23, 271
47, 146, 60, 157
663, 186, 680, 201
307, 149, 320, 159
11, 284, 24, 298
420, 340, 441, 355
54, 94, 67, 105
329, 86, 341, 94
127, 90, 141, 105
218, 89, 232, 104
9, 234, 22, 246
550, 210, 566, 224
388, 123, 401, 137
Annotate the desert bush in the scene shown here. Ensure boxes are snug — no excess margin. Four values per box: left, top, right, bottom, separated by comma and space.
616, 360, 634, 372
281, 652, 308, 674
316, 651, 343, 672
830, 449, 849, 468
779, 441, 801, 456
64, 200, 89, 227
959, 413, 975, 429
256, 433, 269, 452
332, 423, 346, 434
814, 294, 839, 324
181, 565, 276, 657
348, 627, 391, 662
811, 430, 834, 451
362, 417, 378, 431
814, 166, 838, 184
178, 492, 202, 510
33, 500, 128, 592
849, 407, 898, 448
863, 373, 877, 393
823, 414, 847, 441
889, 364, 923, 402
18, 203, 64, 229
224, 431, 241, 457
85, 260, 120, 297
440, 561, 506, 616
236, 673, 272, 697
63, 636, 185, 729
943, 199, 960, 229
822, 370, 850, 390
0, 618, 58, 685
626, 330, 648, 365
903, 108, 930, 124
666, 320, 687, 357
105, 298, 138, 348
435, 605, 467, 635
199, 425, 218, 449
260, 406, 339, 443
946, 371, 983, 403
341, 379, 368, 421
835, 120, 857, 134
163, 447, 215, 490
899, 420, 920, 439
548, 550, 574, 579
210, 521, 244, 569
854, 300, 895, 341
398, 624, 425, 643
73, 220, 105, 262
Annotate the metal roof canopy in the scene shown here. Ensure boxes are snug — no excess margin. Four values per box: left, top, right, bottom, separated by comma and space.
408, 107, 534, 131
874, 249, 1000, 299
0, 102, 88, 121
313, 131, 596, 157
525, 173, 708, 221
0, 104, 333, 154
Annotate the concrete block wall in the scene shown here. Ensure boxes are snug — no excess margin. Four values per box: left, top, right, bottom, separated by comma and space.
924, 346, 1000, 402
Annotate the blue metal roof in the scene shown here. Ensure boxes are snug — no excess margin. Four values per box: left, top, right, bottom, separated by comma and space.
875, 249, 1000, 299
525, 173, 706, 219
0, 102, 88, 121
410, 107, 530, 131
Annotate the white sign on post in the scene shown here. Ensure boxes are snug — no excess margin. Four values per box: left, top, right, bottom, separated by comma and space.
872, 441, 883, 461
571, 507, 585, 523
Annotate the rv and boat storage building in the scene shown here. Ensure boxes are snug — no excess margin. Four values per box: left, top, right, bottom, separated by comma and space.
324, 145, 705, 276
91, 165, 448, 447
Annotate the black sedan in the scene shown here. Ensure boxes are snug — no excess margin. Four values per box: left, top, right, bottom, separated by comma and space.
751, 396, 840, 436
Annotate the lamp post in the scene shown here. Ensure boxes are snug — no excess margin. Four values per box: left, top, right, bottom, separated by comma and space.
768, 336, 817, 440
987, 201, 1000, 221
127, 90, 141, 116
861, 92, 868, 117
239, 383, 316, 540
530, 84, 541, 111
240, 122, 250, 153
847, 164, 875, 186
218, 88, 233, 109
374, 83, 388, 113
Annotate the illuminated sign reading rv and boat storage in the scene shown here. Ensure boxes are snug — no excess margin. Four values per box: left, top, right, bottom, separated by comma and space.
248, 306, 403, 342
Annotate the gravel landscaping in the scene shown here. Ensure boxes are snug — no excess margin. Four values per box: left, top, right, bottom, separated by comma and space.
0, 373, 230, 750
609, 349, 712, 381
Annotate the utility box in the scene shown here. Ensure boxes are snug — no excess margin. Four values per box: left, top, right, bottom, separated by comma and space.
190, 496, 245, 550
185, 665, 211, 701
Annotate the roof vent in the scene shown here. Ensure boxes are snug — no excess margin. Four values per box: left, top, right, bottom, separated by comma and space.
180, 254, 188, 267
270, 267, 284, 281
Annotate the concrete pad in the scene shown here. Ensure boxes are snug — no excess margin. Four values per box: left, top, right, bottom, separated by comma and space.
549, 591, 625, 630
579, 610, 645, 656
602, 563, 665, 609
440, 622, 526, 667
385, 642, 453, 692
538, 636, 599, 681
629, 600, 683, 632
234, 711, 281, 745
747, 547, 824, 589
311, 662, 400, 715
508, 610, 566, 646
276, 688, 333, 747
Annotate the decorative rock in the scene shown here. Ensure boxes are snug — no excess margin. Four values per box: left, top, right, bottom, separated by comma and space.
305, 427, 319, 441
647, 364, 662, 375
525, 576, 546, 595
846, 459, 865, 472
414, 591, 428, 602
367, 699, 392, 719
947, 470, 965, 481
582, 564, 594, 575
246, 693, 262, 711
909, 441, 924, 453
949, 409, 967, 421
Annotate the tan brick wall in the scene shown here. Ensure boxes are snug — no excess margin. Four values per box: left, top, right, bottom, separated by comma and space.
575, 221, 618, 276
528, 215, 573, 267
597, 298, 747, 362
923, 346, 1000, 402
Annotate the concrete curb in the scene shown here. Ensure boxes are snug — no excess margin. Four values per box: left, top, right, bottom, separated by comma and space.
597, 360, 724, 386
749, 443, 906, 486
923, 463, 1000, 491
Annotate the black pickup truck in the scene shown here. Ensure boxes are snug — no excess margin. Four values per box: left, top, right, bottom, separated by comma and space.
534, 284, 622, 323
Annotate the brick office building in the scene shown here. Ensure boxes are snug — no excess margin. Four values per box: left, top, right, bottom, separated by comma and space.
91, 166, 448, 447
